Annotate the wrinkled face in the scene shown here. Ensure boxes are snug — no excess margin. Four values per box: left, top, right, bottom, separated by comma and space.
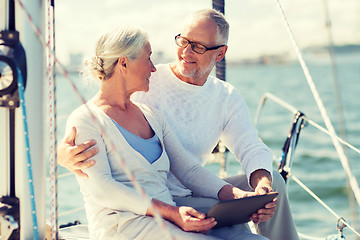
173, 18, 226, 86
126, 41, 156, 93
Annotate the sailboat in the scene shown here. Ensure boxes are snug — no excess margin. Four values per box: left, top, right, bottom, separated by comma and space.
1, 0, 360, 239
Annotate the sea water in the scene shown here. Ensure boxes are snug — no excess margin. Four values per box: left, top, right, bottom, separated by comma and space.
52, 52, 360, 239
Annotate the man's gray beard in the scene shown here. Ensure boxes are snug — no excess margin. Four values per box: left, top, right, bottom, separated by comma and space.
179, 68, 196, 79
178, 59, 216, 80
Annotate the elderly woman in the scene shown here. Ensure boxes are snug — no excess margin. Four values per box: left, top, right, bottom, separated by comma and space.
65, 26, 268, 240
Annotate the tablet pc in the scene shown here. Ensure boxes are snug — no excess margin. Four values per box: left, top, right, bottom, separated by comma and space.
206, 192, 278, 228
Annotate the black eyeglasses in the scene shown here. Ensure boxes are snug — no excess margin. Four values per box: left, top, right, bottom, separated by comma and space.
175, 34, 225, 54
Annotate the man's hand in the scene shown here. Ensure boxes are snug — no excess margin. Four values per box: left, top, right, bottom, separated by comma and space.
218, 184, 257, 201
249, 169, 277, 224
249, 197, 277, 224
57, 127, 97, 178
217, 183, 276, 223
250, 169, 273, 194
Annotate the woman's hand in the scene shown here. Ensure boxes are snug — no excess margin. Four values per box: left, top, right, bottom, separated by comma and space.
172, 206, 217, 233
147, 199, 217, 233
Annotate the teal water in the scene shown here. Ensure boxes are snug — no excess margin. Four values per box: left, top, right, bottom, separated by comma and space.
53, 52, 360, 239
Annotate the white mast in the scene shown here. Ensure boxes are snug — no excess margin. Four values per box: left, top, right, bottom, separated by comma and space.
16, 0, 46, 238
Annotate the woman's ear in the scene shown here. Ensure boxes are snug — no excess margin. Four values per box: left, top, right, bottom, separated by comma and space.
118, 56, 128, 69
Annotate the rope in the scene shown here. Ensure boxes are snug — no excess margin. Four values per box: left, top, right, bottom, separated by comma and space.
47, 0, 58, 239
54, 172, 73, 180
321, 0, 348, 148
298, 233, 323, 240
305, 118, 360, 155
254, 93, 298, 130
290, 173, 360, 237
58, 207, 85, 218
255, 93, 360, 238
321, 0, 358, 231
16, 1, 174, 238
17, 68, 40, 240
274, 0, 360, 208
255, 93, 360, 156
45, 172, 73, 182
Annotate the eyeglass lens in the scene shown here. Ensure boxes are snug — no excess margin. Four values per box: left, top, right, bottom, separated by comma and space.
176, 36, 206, 54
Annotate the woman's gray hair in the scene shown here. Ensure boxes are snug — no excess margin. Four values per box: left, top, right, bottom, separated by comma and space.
185, 9, 229, 45
82, 25, 148, 82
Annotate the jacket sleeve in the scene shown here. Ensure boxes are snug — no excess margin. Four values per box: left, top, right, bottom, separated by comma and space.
65, 106, 151, 215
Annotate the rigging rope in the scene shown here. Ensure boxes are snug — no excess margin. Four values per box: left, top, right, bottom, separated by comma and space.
16, 1, 174, 238
321, 0, 348, 148
255, 93, 360, 156
274, 0, 360, 208
47, 0, 58, 239
17, 67, 40, 240
290, 173, 360, 237
321, 0, 358, 232
255, 93, 360, 238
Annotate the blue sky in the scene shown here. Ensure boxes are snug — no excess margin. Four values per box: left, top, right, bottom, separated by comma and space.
4, 0, 359, 64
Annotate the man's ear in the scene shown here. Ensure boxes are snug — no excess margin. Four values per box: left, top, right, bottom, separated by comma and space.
215, 45, 228, 62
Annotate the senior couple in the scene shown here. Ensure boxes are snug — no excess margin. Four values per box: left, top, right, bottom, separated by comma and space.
60, 8, 299, 240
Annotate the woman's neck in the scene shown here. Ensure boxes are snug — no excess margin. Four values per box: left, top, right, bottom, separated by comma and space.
94, 75, 132, 111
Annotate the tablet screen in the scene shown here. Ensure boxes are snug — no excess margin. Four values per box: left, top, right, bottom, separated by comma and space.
206, 192, 278, 228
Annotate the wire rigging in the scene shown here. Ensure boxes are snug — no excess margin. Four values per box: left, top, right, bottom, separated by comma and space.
255, 92, 360, 238
290, 174, 360, 237
274, 0, 360, 209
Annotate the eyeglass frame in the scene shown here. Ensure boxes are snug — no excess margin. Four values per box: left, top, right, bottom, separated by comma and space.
175, 34, 225, 54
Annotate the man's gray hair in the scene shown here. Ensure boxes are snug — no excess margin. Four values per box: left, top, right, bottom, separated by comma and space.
185, 9, 229, 45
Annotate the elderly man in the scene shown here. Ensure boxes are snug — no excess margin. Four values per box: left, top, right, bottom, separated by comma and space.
59, 9, 299, 240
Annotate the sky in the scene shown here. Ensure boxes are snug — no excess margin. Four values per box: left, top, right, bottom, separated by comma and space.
2, 0, 360, 64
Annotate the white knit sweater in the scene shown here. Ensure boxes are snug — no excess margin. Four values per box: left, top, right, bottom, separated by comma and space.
132, 64, 273, 197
